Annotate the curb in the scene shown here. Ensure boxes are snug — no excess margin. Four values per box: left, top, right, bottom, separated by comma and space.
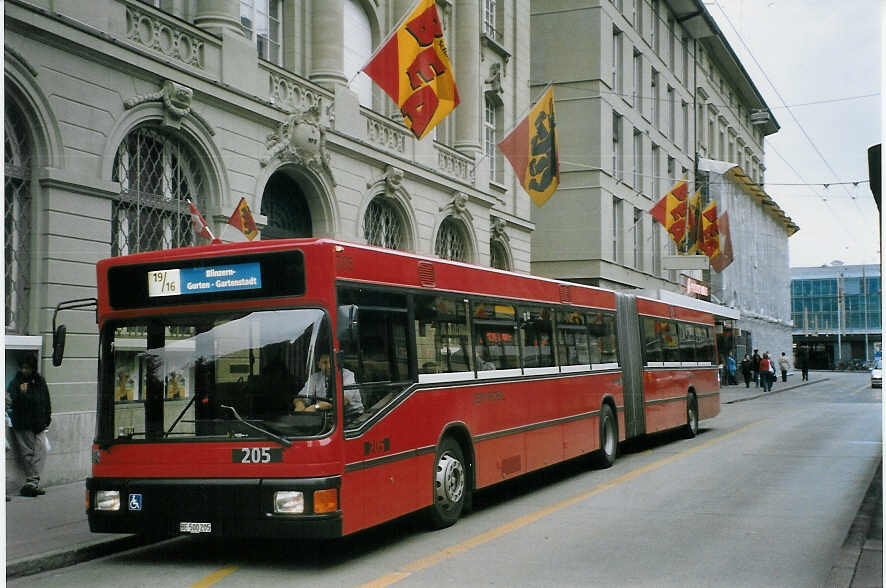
723, 377, 829, 404
825, 461, 882, 588
6, 534, 151, 580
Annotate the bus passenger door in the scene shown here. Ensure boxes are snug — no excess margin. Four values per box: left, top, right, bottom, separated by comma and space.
338, 287, 423, 530
616, 293, 645, 438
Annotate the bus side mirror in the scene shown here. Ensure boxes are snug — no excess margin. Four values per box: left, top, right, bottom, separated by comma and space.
337, 305, 359, 348
52, 325, 67, 367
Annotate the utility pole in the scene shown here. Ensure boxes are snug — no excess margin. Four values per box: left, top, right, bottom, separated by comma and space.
863, 265, 870, 363
837, 273, 843, 363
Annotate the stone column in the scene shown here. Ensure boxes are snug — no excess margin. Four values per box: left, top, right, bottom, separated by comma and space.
310, 0, 347, 89
453, 0, 481, 157
194, 0, 241, 37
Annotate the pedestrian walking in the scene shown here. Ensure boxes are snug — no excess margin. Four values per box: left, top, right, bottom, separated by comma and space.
797, 349, 809, 381
726, 354, 737, 385
758, 352, 774, 392
740, 354, 752, 387
6, 355, 52, 497
778, 352, 791, 383
752, 349, 761, 388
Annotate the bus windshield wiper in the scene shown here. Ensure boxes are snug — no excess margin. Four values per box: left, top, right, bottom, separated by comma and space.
166, 394, 199, 437
219, 404, 292, 448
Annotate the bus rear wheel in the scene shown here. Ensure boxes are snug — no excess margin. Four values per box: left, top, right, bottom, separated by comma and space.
428, 438, 467, 529
594, 403, 618, 468
684, 393, 699, 438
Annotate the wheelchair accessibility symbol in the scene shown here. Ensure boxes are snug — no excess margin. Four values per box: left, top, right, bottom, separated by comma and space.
128, 493, 142, 511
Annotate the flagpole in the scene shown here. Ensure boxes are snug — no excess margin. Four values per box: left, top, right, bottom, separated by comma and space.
357, 0, 426, 73
500, 81, 555, 141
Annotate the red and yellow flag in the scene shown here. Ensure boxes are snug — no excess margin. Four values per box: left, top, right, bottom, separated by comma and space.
227, 196, 258, 241
498, 86, 560, 206
710, 211, 733, 272
362, 0, 459, 140
649, 178, 689, 247
698, 201, 720, 259
187, 198, 216, 243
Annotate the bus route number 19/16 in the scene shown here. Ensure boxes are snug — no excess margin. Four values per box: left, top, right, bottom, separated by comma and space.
233, 448, 283, 464
147, 269, 181, 297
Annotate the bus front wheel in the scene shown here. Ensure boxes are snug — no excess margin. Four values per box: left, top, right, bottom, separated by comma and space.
428, 438, 467, 529
594, 404, 618, 468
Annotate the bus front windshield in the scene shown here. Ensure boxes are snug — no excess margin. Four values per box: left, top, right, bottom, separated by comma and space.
102, 309, 334, 442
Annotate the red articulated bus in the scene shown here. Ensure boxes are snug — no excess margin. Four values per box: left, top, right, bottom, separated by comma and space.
56, 238, 720, 539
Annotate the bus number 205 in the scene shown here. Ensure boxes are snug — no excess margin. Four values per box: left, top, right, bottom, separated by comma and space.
233, 448, 283, 464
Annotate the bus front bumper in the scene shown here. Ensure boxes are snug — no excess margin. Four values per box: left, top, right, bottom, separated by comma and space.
86, 476, 342, 539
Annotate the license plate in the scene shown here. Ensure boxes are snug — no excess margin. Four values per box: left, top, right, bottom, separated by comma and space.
179, 522, 212, 534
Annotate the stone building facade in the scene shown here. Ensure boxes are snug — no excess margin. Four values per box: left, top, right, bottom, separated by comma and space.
5, 0, 532, 484
528, 0, 781, 294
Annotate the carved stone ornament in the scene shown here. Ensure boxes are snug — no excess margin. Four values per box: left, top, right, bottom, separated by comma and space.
365, 165, 409, 202
490, 217, 509, 243
261, 104, 332, 182
440, 191, 473, 222
124, 80, 214, 134
484, 62, 503, 99
383, 166, 404, 198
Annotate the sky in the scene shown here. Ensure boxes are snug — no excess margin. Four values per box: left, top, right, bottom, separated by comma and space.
705, 0, 881, 268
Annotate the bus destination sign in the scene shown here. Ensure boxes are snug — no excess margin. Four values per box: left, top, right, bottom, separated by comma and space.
148, 262, 262, 298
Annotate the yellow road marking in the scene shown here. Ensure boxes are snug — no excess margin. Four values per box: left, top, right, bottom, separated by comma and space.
190, 565, 239, 588
361, 420, 764, 588
850, 383, 872, 396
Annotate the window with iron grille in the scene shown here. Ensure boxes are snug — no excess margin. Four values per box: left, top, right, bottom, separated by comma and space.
363, 197, 404, 250
435, 216, 468, 262
5, 102, 32, 334
240, 0, 281, 65
111, 126, 206, 256
490, 239, 509, 270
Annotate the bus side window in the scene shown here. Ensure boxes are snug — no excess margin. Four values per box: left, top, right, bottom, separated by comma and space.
414, 295, 472, 375
696, 325, 714, 364
519, 306, 554, 368
659, 320, 680, 363
473, 302, 518, 370
556, 311, 590, 367
678, 322, 697, 363
642, 317, 662, 364
337, 286, 409, 426
587, 312, 618, 366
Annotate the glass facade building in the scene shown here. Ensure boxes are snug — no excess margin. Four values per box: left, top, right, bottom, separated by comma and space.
791, 264, 881, 369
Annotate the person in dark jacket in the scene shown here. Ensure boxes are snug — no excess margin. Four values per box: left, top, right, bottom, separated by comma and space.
6, 355, 52, 496
740, 354, 752, 387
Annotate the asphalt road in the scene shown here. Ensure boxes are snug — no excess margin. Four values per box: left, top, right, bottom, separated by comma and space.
10, 372, 881, 588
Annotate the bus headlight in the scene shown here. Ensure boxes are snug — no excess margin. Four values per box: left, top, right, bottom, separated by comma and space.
274, 491, 304, 514
95, 490, 120, 511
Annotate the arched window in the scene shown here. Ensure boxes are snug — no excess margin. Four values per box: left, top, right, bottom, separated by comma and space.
435, 216, 468, 262
364, 197, 404, 250
260, 172, 313, 238
344, 0, 373, 108
111, 126, 207, 256
5, 99, 33, 333
490, 239, 509, 270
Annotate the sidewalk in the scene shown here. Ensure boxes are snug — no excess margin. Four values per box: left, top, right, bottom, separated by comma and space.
719, 372, 829, 404
5, 480, 148, 579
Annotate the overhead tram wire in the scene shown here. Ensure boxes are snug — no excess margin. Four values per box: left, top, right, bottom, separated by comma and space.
710, 0, 867, 218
